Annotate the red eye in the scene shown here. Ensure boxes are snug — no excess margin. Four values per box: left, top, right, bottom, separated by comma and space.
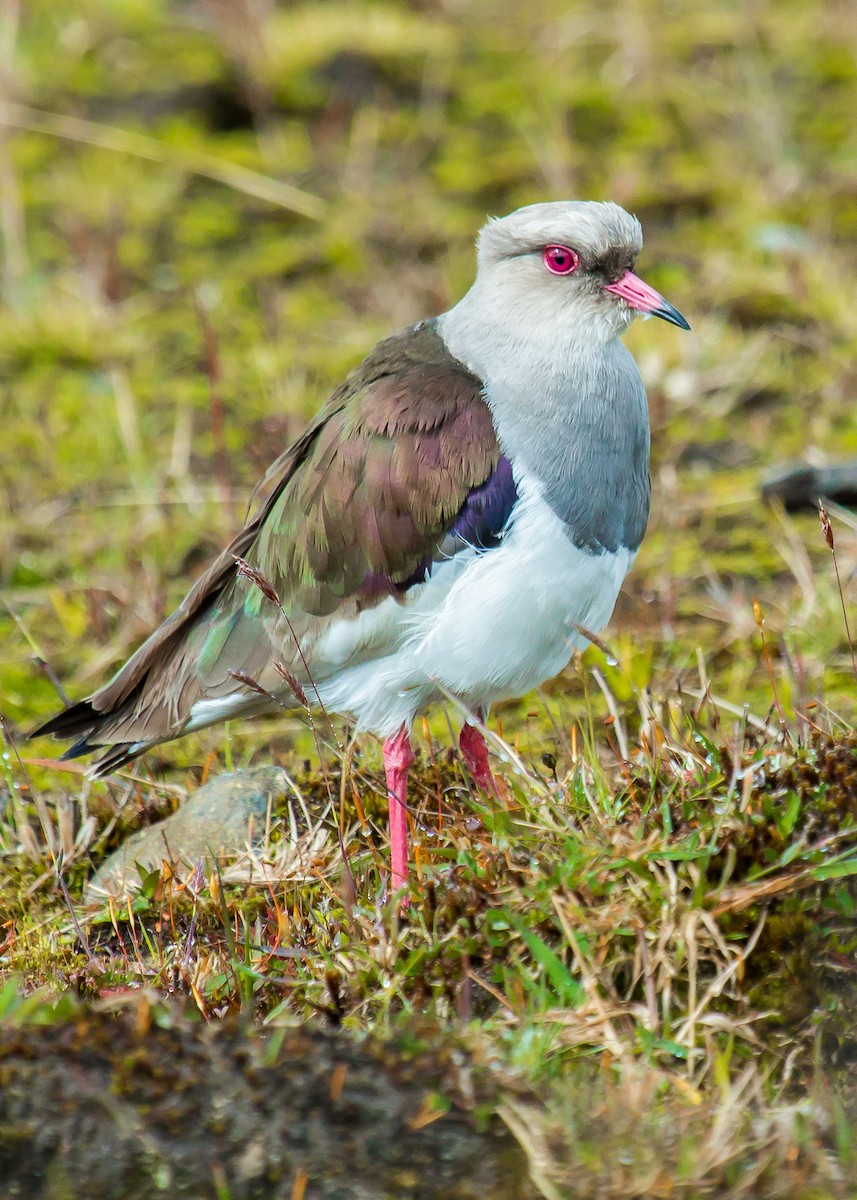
543, 245, 579, 275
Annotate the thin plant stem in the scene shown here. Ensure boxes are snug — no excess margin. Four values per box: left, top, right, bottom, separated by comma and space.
752, 597, 785, 723
819, 499, 857, 684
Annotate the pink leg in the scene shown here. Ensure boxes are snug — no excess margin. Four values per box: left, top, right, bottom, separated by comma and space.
383, 727, 415, 898
459, 723, 498, 794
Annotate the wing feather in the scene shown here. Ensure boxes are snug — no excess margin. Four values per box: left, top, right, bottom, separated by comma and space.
35, 321, 508, 760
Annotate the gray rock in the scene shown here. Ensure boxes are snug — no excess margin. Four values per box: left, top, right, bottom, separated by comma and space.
85, 766, 308, 901
761, 459, 857, 512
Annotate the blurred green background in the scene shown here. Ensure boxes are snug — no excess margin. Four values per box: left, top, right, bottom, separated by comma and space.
2, 0, 857, 765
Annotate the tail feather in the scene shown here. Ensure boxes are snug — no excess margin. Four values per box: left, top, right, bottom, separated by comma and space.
28, 423, 316, 774
31, 698, 100, 742
31, 691, 153, 773
32, 703, 151, 775
60, 735, 99, 761
89, 744, 147, 776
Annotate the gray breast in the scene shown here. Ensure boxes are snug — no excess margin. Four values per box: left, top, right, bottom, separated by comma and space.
486, 340, 651, 555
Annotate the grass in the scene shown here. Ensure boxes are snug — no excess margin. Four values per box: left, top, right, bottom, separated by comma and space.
2, 0, 857, 1195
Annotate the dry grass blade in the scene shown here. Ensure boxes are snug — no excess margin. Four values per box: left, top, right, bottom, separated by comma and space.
710, 827, 857, 915
498, 1099, 565, 1200
220, 825, 332, 886
680, 687, 775, 733
572, 623, 618, 661
0, 103, 326, 218
672, 911, 768, 1044
433, 682, 543, 788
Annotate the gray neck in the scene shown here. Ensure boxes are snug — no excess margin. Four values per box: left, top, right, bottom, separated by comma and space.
437, 291, 651, 554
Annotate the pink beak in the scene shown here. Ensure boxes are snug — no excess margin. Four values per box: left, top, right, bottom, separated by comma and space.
604, 270, 690, 330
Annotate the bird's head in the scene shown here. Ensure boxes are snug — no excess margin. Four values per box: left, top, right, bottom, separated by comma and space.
473, 200, 689, 342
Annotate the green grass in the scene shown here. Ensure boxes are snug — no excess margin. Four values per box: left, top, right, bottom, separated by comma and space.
2, 0, 857, 1195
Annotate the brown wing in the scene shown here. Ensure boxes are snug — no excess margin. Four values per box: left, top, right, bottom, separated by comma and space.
35, 321, 500, 762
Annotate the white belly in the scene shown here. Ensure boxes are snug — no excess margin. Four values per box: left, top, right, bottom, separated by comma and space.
312, 477, 634, 737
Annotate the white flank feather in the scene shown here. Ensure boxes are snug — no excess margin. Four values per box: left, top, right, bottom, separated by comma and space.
311, 473, 633, 736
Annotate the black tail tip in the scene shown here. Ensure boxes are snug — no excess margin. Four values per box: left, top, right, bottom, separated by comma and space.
31, 699, 97, 742
90, 744, 139, 776
61, 736, 97, 761
31, 699, 143, 776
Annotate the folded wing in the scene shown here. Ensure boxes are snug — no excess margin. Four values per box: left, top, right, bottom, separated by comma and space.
34, 321, 515, 770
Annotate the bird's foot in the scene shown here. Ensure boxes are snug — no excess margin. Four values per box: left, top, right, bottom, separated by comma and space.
383, 727, 415, 901
459, 723, 498, 795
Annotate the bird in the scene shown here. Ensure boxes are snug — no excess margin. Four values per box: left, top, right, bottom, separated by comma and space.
34, 200, 689, 899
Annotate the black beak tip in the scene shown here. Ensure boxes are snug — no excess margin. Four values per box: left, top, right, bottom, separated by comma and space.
654, 301, 690, 331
